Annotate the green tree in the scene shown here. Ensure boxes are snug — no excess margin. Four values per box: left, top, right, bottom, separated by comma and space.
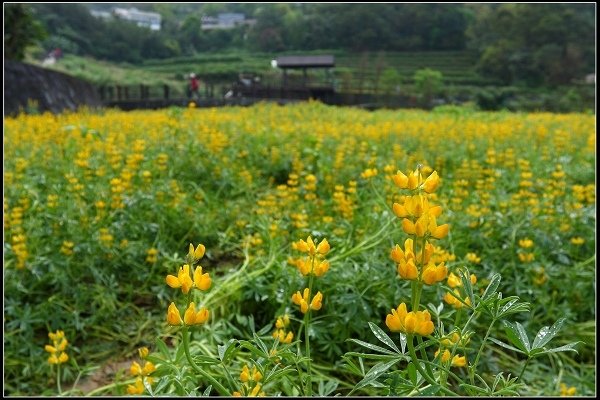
468, 3, 595, 86
413, 68, 444, 105
4, 3, 46, 60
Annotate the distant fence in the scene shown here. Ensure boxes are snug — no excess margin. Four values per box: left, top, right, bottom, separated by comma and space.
97, 82, 423, 110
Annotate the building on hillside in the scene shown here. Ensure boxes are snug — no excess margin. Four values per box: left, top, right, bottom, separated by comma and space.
201, 13, 256, 30
112, 7, 161, 31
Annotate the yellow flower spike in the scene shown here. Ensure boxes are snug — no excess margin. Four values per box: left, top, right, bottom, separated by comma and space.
415, 311, 434, 336
415, 215, 428, 237
417, 242, 434, 264
398, 259, 418, 280
142, 361, 156, 375
165, 274, 181, 289
423, 171, 440, 193
130, 361, 143, 376
431, 223, 449, 239
138, 347, 149, 359
193, 266, 212, 291
167, 302, 183, 325
57, 338, 68, 352
316, 238, 330, 255
390, 244, 405, 263
404, 313, 417, 333
407, 169, 420, 190
249, 383, 263, 397
127, 377, 145, 395
58, 352, 69, 363
252, 366, 263, 381
470, 274, 477, 285
392, 202, 408, 218
451, 355, 467, 367
275, 318, 285, 329
291, 291, 303, 306
392, 170, 409, 189
385, 303, 408, 332
299, 258, 311, 276
429, 205, 442, 217
184, 302, 209, 325
45, 344, 57, 353
435, 348, 451, 363
447, 272, 462, 288
194, 307, 210, 324
314, 260, 330, 277
177, 264, 194, 294
295, 239, 309, 253
194, 243, 206, 260
306, 236, 317, 255
240, 365, 250, 382
402, 218, 416, 235
310, 291, 323, 311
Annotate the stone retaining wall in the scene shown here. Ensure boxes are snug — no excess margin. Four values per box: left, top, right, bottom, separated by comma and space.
4, 60, 102, 116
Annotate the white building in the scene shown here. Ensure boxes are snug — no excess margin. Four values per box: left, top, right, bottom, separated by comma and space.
201, 13, 255, 30
112, 7, 161, 31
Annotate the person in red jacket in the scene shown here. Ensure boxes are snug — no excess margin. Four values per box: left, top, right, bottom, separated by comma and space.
188, 73, 200, 99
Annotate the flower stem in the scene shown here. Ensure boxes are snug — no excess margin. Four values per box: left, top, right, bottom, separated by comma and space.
57, 364, 62, 395
469, 318, 497, 384
181, 327, 231, 396
517, 356, 531, 382
407, 334, 458, 396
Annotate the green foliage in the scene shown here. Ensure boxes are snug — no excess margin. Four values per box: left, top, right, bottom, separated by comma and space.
413, 68, 444, 104
470, 4, 595, 86
4, 3, 47, 60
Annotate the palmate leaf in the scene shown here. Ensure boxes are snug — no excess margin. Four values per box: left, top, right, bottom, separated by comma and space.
347, 338, 397, 355
503, 321, 530, 353
368, 322, 402, 354
532, 317, 566, 349
481, 273, 501, 301
531, 342, 580, 357
489, 337, 526, 355
351, 359, 398, 392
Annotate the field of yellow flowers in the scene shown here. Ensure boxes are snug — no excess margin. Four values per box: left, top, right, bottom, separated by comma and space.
4, 102, 596, 396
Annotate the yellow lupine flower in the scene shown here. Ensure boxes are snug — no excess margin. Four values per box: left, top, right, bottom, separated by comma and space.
421, 262, 448, 285
385, 303, 434, 336
560, 383, 576, 396
188, 243, 206, 261
138, 347, 149, 359
291, 288, 323, 314
183, 302, 210, 325
167, 302, 183, 325
422, 171, 440, 193
127, 377, 145, 395
193, 266, 212, 290
130, 361, 142, 376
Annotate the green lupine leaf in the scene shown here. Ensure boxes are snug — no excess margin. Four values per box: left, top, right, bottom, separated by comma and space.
532, 317, 566, 349
407, 362, 418, 385
481, 273, 501, 301
489, 337, 526, 355
353, 359, 398, 391
417, 385, 441, 396
532, 342, 580, 356
155, 337, 171, 359
368, 322, 402, 353
503, 322, 529, 353
514, 322, 531, 352
347, 338, 397, 355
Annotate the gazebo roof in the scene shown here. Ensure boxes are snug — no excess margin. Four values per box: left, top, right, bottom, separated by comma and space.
275, 55, 335, 69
